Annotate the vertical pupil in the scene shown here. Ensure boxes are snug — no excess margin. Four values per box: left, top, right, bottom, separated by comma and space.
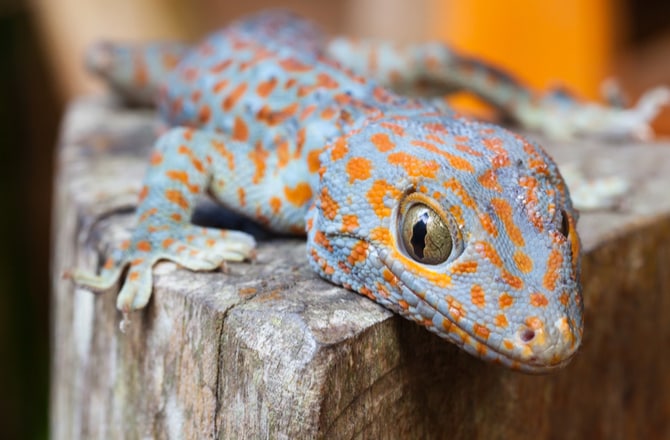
411, 211, 429, 259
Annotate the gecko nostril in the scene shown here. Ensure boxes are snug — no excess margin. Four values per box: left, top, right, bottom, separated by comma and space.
520, 328, 536, 343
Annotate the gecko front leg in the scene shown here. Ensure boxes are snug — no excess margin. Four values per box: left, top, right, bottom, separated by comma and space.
69, 127, 256, 312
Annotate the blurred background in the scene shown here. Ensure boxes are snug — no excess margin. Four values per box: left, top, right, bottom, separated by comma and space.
1, 0, 668, 438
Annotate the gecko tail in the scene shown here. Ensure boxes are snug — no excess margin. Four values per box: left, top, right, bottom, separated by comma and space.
86, 41, 190, 106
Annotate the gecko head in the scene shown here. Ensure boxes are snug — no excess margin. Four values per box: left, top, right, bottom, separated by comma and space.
307, 113, 583, 373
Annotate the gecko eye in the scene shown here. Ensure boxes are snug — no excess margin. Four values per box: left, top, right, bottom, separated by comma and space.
400, 203, 453, 265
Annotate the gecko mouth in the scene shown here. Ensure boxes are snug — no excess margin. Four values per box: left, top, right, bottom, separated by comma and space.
377, 250, 580, 373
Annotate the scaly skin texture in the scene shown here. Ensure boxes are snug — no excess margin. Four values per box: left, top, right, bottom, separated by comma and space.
72, 11, 592, 372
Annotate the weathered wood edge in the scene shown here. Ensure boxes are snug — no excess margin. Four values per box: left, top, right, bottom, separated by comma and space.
51, 96, 670, 439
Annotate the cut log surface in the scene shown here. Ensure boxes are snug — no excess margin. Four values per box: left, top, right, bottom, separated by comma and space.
51, 97, 670, 439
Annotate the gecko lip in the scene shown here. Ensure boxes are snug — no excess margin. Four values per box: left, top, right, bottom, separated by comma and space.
378, 252, 580, 373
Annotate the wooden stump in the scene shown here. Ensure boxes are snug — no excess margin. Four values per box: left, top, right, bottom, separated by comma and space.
51, 97, 670, 439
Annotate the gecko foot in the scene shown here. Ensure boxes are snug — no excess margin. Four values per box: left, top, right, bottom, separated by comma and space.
68, 225, 256, 313
516, 84, 670, 141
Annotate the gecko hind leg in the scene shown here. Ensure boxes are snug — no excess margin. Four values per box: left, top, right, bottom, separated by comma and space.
326, 37, 669, 140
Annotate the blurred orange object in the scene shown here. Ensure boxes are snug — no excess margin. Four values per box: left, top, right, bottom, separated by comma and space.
432, 0, 614, 114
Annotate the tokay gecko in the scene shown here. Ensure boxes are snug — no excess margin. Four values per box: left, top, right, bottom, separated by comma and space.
70, 10, 668, 373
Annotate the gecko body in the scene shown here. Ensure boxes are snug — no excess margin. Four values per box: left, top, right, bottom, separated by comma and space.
74, 11, 591, 372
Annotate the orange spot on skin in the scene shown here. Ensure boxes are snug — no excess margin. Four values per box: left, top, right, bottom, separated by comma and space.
359, 286, 375, 300
398, 299, 410, 310
526, 316, 544, 330
543, 249, 563, 291
170, 213, 182, 222
423, 122, 448, 133
276, 139, 290, 168
449, 205, 464, 228
233, 116, 249, 142
499, 293, 514, 309
103, 258, 115, 269
473, 323, 490, 340
411, 140, 474, 172
318, 187, 339, 219
150, 151, 163, 166
316, 72, 339, 89
370, 227, 391, 245
279, 58, 312, 72
223, 83, 248, 111
165, 189, 189, 210
446, 296, 466, 321
478, 212, 498, 238
523, 141, 551, 176
501, 271, 524, 290
482, 137, 510, 168
314, 230, 333, 252
213, 79, 229, 93
513, 251, 533, 274
307, 148, 322, 173
495, 314, 508, 328
165, 170, 199, 193
162, 238, 175, 248
370, 132, 395, 152
248, 141, 269, 184
443, 179, 477, 211
285, 182, 313, 207
256, 77, 278, 97
455, 143, 484, 157
139, 207, 158, 222
238, 187, 246, 207
471, 285, 485, 308
330, 137, 349, 161
300, 104, 317, 121
388, 152, 439, 179
347, 241, 369, 266
346, 157, 372, 183
211, 140, 235, 170
182, 67, 199, 82
198, 105, 211, 124
530, 293, 549, 307
260, 102, 299, 125
210, 59, 232, 73
426, 134, 445, 145
503, 339, 515, 350
342, 215, 359, 232
136, 240, 151, 252
161, 52, 180, 70
321, 107, 337, 120
475, 241, 503, 267
379, 122, 405, 136
295, 127, 306, 157
451, 261, 478, 274
559, 292, 570, 306
128, 272, 140, 281
269, 197, 282, 214
178, 145, 204, 173
491, 198, 525, 247
478, 169, 502, 192
367, 180, 401, 219
382, 268, 399, 287
138, 186, 149, 202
